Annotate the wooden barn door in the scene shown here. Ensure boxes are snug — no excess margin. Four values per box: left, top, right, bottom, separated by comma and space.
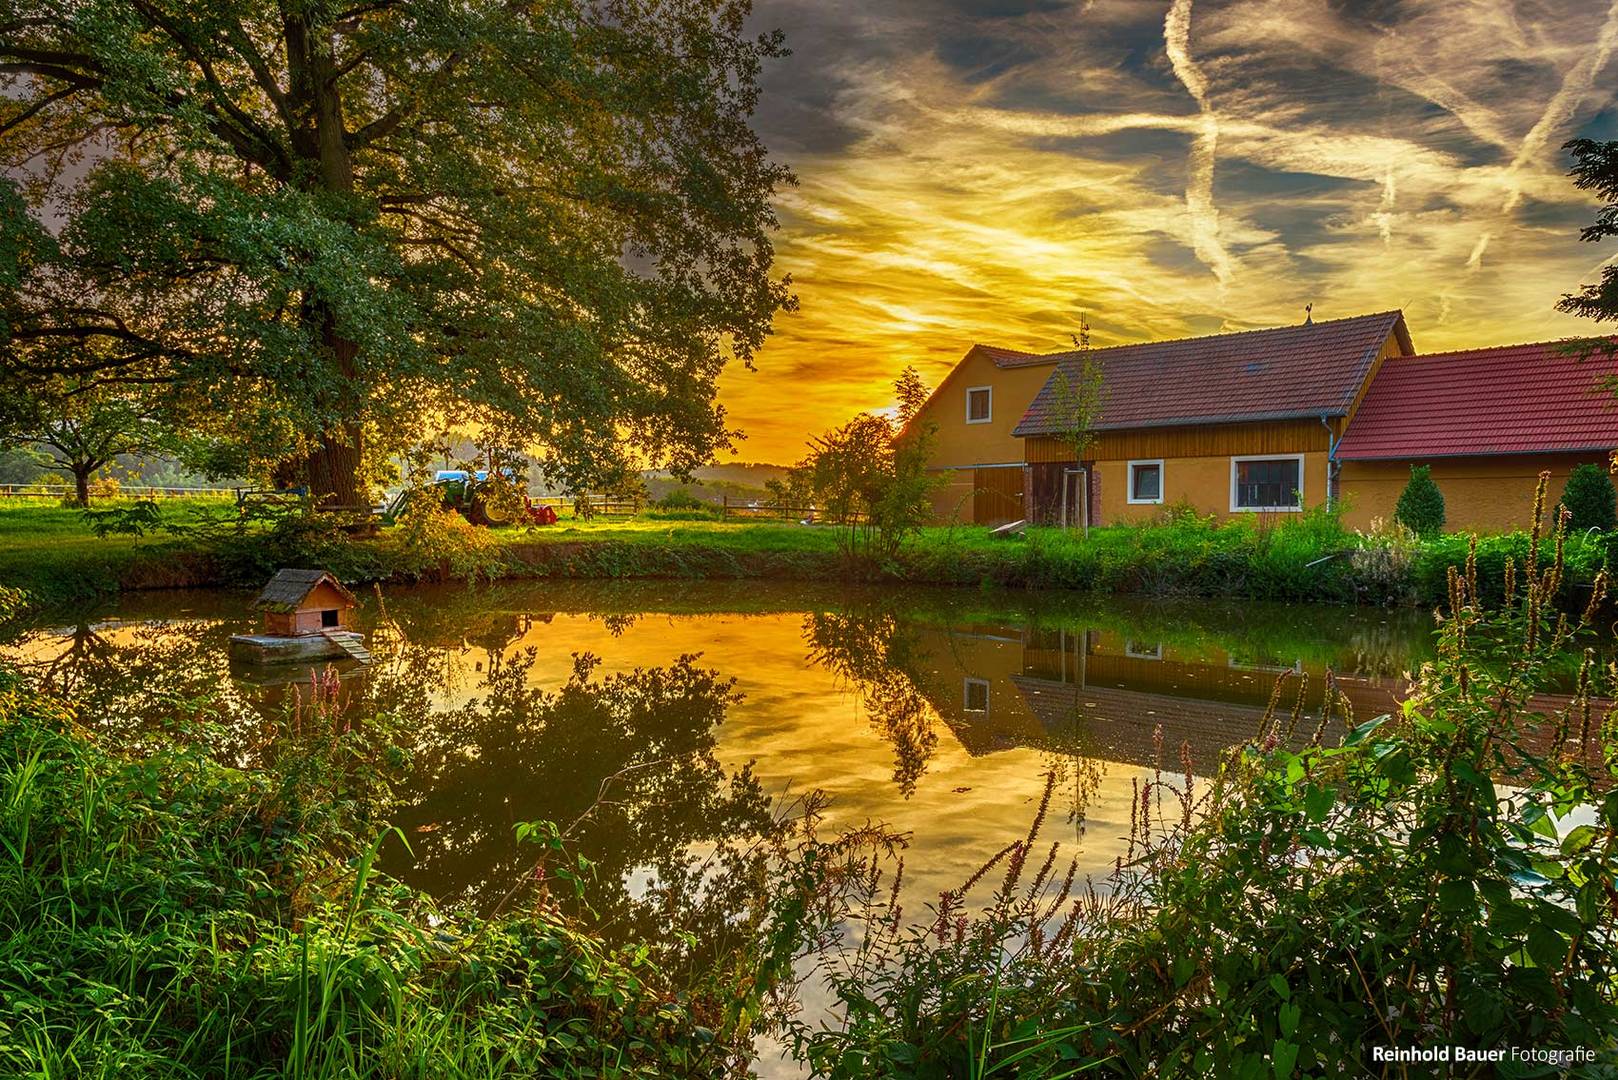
972, 467, 1024, 525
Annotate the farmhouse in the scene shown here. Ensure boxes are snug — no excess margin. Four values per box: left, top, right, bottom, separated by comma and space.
1008, 311, 1413, 526
908, 344, 1063, 525
1334, 341, 1618, 533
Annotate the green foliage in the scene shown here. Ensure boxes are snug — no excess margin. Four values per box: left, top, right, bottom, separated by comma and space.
0, 2, 795, 500
1558, 138, 1618, 326
0, 650, 818, 1078
793, 498, 1618, 1076
80, 498, 164, 538
1394, 464, 1446, 536
0, 379, 170, 506
1044, 320, 1106, 467
894, 366, 930, 429
1561, 463, 1617, 532
656, 488, 705, 511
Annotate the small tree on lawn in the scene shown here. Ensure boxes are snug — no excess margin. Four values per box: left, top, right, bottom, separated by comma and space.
1043, 317, 1105, 532
894, 366, 930, 428
801, 373, 943, 563
1394, 464, 1445, 536
0, 383, 167, 507
1559, 462, 1617, 532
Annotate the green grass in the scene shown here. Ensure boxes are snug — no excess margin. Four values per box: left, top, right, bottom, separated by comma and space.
2, 498, 1610, 616
0, 497, 230, 607
0, 664, 790, 1078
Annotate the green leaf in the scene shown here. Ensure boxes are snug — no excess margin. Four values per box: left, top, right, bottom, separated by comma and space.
1343, 714, 1389, 746
1278, 1001, 1301, 1039
1303, 784, 1335, 823
1271, 1038, 1300, 1079
1525, 925, 1566, 970
1268, 974, 1291, 1001
1560, 825, 1598, 856
1437, 878, 1476, 914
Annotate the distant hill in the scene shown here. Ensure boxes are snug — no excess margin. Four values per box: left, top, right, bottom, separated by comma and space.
642, 462, 790, 504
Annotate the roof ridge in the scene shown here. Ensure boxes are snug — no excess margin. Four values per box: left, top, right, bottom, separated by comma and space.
1389, 336, 1618, 361
983, 310, 1402, 363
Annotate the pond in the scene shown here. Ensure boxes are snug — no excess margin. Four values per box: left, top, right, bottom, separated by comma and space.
5, 580, 1437, 921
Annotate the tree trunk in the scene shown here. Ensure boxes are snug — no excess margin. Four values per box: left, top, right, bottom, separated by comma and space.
72, 464, 91, 507
286, 12, 365, 508
305, 423, 364, 507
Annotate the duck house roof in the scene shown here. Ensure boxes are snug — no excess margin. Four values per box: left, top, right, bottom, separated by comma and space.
254, 569, 357, 613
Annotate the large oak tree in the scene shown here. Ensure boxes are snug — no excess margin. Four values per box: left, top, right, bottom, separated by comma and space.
0, 0, 794, 504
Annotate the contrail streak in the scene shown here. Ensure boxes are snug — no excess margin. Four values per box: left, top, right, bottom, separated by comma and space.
1471, 0, 1618, 269
1164, 0, 1233, 289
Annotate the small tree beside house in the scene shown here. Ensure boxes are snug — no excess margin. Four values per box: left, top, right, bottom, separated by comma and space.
1559, 462, 1617, 532
1394, 464, 1446, 536
1042, 318, 1105, 534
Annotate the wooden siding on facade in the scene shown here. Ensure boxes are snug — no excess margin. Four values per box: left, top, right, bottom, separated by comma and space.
1025, 419, 1334, 464
971, 466, 1025, 525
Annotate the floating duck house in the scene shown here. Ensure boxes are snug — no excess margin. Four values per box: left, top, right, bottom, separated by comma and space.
228, 569, 371, 665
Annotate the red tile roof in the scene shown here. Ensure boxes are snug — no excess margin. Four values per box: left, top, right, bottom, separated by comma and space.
973, 344, 1058, 369
1012, 311, 1410, 437
1334, 340, 1618, 460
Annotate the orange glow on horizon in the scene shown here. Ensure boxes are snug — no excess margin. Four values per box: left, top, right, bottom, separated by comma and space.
718, 0, 1618, 464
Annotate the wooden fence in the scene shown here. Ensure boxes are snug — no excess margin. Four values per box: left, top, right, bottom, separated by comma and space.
0, 483, 236, 499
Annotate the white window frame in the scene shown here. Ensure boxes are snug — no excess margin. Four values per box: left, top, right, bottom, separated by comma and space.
964, 386, 993, 425
1124, 639, 1163, 660
1229, 453, 1305, 513
963, 677, 990, 714
1126, 459, 1164, 505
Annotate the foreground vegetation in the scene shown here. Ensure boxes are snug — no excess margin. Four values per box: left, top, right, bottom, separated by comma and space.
2, 494, 1613, 616
790, 491, 1618, 1076
2, 481, 1616, 1077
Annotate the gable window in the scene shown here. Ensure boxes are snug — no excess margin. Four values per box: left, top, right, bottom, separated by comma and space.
1127, 459, 1163, 504
1231, 455, 1304, 512
965, 386, 992, 424
963, 677, 990, 714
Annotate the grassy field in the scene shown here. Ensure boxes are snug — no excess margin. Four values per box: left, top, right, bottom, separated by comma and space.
1, 496, 1609, 614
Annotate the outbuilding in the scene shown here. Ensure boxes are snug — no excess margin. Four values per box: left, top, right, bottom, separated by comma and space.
1334, 341, 1618, 533
254, 569, 358, 636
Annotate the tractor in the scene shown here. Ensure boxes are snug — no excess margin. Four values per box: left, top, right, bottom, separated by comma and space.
381, 470, 558, 527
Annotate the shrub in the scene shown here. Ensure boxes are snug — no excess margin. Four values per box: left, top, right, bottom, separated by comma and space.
792, 486, 1618, 1076
1394, 464, 1445, 535
656, 487, 704, 510
1560, 462, 1617, 532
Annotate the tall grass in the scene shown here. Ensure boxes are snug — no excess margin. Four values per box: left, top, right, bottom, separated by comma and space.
788, 480, 1618, 1076
0, 655, 818, 1078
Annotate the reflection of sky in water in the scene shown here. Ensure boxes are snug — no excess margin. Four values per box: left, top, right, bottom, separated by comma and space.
9, 580, 1603, 1080
1, 582, 1444, 922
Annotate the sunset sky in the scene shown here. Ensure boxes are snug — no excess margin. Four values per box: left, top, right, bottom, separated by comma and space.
718, 0, 1618, 463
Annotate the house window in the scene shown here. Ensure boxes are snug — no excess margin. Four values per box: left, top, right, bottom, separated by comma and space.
1127, 459, 1163, 504
1124, 640, 1163, 660
965, 386, 992, 424
1230, 455, 1304, 512
320, 609, 340, 628
963, 677, 990, 714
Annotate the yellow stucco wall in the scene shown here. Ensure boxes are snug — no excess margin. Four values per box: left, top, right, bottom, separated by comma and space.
1339, 454, 1611, 534
914, 349, 1057, 471
1094, 451, 1332, 525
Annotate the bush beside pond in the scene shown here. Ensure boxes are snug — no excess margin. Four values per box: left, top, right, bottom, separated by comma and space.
2, 495, 1613, 616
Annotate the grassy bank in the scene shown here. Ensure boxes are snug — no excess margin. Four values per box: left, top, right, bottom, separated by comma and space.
0, 648, 812, 1077
4, 498, 1615, 1077
2, 497, 1611, 614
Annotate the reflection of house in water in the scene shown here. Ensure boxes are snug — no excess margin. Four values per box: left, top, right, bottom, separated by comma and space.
912, 622, 1406, 770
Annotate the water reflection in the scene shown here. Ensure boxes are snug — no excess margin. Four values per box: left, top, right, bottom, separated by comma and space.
4, 582, 1440, 924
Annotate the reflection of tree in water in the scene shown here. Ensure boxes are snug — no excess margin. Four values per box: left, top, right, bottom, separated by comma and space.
392, 649, 782, 965
11, 619, 264, 757
804, 610, 937, 797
